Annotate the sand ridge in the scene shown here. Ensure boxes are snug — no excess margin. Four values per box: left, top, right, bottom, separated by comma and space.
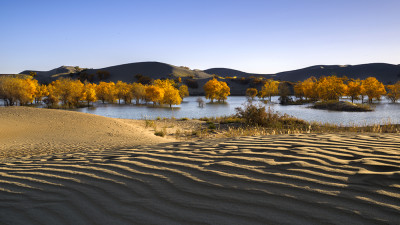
0, 133, 399, 224
0, 107, 173, 159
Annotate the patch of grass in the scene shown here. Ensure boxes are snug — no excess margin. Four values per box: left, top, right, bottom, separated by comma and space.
145, 120, 155, 128
181, 117, 189, 121
154, 128, 167, 137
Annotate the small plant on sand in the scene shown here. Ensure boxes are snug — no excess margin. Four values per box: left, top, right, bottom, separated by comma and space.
154, 128, 167, 137
145, 120, 155, 128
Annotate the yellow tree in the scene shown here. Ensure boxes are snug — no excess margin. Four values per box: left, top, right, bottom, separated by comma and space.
178, 85, 189, 99
154, 79, 183, 107
18, 78, 38, 105
46, 82, 60, 107
162, 85, 182, 107
35, 84, 49, 103
96, 81, 116, 103
362, 77, 386, 104
83, 82, 97, 106
246, 88, 258, 100
386, 81, 400, 103
115, 81, 133, 104
145, 85, 164, 105
302, 77, 318, 100
132, 82, 146, 104
260, 79, 279, 101
216, 81, 230, 103
346, 79, 363, 103
203, 78, 221, 103
315, 76, 347, 101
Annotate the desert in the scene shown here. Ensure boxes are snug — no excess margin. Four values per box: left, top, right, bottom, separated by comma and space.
1, 107, 399, 224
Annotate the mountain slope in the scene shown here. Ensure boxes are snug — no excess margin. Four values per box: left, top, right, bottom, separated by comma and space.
275, 63, 400, 83
204, 68, 272, 78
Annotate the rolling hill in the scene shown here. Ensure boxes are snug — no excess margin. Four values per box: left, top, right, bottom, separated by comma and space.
13, 62, 400, 95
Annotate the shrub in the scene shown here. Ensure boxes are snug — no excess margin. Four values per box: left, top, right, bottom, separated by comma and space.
235, 102, 278, 126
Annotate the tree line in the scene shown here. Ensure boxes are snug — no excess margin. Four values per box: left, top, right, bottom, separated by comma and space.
246, 76, 400, 104
0, 77, 189, 108
1, 75, 399, 108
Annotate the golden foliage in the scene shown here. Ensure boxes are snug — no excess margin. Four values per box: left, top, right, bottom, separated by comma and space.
0, 76, 37, 106
260, 79, 279, 100
346, 79, 363, 103
178, 85, 189, 99
145, 85, 164, 105
315, 76, 347, 101
386, 81, 400, 103
362, 77, 386, 103
83, 82, 97, 106
203, 78, 230, 103
95, 81, 116, 103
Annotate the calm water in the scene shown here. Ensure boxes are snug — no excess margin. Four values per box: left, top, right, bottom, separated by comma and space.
2, 97, 400, 125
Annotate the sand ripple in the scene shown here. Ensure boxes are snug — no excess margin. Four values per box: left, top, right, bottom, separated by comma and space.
1, 133, 400, 224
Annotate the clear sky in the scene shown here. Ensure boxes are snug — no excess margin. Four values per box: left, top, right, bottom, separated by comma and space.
1, 0, 399, 74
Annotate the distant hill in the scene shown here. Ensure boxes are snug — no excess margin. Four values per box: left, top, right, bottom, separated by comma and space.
274, 63, 400, 84
19, 62, 212, 84
82, 62, 212, 83
20, 66, 81, 83
204, 68, 272, 78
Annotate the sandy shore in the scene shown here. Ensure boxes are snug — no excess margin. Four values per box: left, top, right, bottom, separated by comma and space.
0, 107, 174, 160
0, 107, 399, 224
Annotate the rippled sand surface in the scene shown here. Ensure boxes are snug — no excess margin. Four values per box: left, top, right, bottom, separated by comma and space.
1, 133, 399, 224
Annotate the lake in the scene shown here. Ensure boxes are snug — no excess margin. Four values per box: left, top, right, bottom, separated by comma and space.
70, 96, 400, 126
1, 97, 399, 125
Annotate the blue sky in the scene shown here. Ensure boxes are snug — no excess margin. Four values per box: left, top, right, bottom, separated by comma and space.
1, 0, 399, 74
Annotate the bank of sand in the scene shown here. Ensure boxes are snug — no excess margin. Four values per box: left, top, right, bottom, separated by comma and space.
0, 107, 174, 159
0, 107, 399, 224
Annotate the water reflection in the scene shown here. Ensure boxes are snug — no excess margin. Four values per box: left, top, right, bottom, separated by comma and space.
1, 97, 400, 125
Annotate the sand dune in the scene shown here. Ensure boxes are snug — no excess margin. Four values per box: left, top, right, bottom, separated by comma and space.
0, 133, 399, 224
0, 107, 172, 160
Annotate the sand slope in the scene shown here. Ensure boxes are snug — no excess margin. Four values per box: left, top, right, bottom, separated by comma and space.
0, 133, 399, 224
0, 107, 172, 159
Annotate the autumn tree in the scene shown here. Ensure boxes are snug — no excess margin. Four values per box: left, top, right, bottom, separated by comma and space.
203, 78, 230, 103
154, 79, 182, 107
302, 77, 318, 101
216, 81, 230, 103
386, 81, 400, 103
49, 78, 85, 107
83, 82, 97, 106
115, 81, 133, 104
132, 82, 146, 104
178, 85, 189, 99
34, 84, 49, 103
246, 88, 258, 100
145, 85, 164, 105
362, 77, 386, 104
346, 79, 363, 103
0, 77, 37, 106
162, 85, 182, 107
260, 79, 279, 101
315, 76, 347, 101
96, 81, 116, 103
